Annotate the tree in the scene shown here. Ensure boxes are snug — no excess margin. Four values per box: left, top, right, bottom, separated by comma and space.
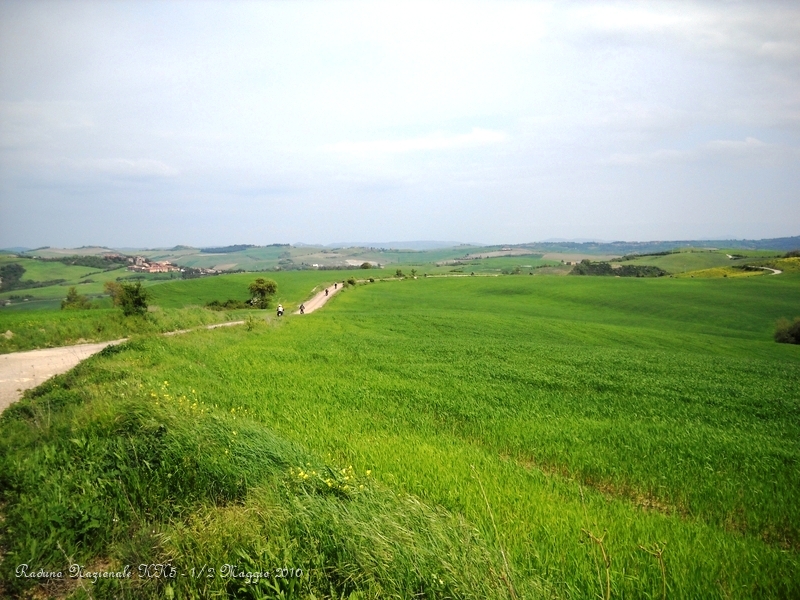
61, 286, 91, 310
410, 268, 417, 277
395, 269, 404, 278
104, 281, 123, 306
119, 282, 149, 316
248, 278, 278, 309
360, 262, 371, 269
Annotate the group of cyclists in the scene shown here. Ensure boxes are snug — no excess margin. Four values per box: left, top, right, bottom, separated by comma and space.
275, 282, 341, 317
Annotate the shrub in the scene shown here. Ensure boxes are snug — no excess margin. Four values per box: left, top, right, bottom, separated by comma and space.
119, 282, 149, 316
784, 250, 800, 258
395, 269, 404, 278
206, 299, 250, 311
347, 277, 357, 286
60, 287, 92, 310
360, 262, 371, 269
774, 317, 800, 344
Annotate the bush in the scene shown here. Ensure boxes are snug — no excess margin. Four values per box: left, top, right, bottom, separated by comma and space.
784, 250, 800, 258
206, 299, 250, 311
347, 277, 357, 286
119, 282, 149, 316
395, 269, 404, 278
775, 317, 800, 344
60, 287, 92, 310
360, 262, 371, 269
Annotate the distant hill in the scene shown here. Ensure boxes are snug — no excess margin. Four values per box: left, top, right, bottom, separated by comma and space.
325, 241, 467, 251
521, 236, 800, 255
8, 235, 798, 260
200, 244, 257, 254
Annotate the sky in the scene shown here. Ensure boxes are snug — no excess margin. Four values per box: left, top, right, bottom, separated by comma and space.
1, 0, 798, 248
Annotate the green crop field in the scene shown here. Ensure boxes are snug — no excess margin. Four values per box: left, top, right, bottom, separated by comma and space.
1, 272, 798, 598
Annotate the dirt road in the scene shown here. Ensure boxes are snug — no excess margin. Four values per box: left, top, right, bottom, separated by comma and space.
0, 321, 246, 413
295, 282, 344, 314
0, 340, 125, 412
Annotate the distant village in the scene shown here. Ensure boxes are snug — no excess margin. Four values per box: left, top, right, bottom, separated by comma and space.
126, 256, 180, 273
125, 256, 218, 275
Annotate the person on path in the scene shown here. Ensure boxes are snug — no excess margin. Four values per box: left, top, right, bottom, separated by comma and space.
325, 288, 328, 296
300, 303, 305, 315
334, 283, 337, 289
277, 304, 284, 316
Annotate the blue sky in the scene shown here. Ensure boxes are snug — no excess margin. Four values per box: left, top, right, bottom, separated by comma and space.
1, 0, 798, 247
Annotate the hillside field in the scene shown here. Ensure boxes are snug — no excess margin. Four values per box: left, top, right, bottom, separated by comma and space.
1, 272, 798, 598
0, 270, 364, 353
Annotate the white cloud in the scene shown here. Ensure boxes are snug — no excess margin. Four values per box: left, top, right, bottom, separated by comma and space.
324, 128, 508, 155
563, 0, 800, 64
84, 158, 178, 178
604, 137, 799, 167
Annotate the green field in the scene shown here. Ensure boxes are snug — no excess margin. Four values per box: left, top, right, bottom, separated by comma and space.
1, 272, 798, 598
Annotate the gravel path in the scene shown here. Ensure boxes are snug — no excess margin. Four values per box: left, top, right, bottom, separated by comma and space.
0, 320, 245, 413
0, 340, 124, 412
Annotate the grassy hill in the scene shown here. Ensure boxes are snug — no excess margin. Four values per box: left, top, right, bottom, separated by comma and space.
1, 273, 798, 598
0, 254, 141, 311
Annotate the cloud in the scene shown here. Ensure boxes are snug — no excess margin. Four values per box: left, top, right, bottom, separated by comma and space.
604, 137, 799, 167
82, 158, 178, 179
564, 1, 800, 63
324, 128, 508, 155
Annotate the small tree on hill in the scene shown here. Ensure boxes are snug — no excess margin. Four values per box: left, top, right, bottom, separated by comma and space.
360, 262, 371, 269
248, 278, 278, 309
119, 282, 149, 316
104, 281, 123, 306
61, 286, 91, 310
395, 268, 404, 278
